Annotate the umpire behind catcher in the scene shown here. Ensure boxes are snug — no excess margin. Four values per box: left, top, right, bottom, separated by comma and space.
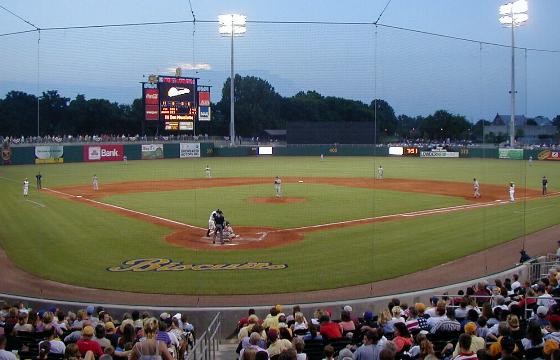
212, 210, 225, 245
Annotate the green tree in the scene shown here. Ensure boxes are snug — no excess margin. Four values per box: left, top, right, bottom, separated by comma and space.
0, 91, 38, 136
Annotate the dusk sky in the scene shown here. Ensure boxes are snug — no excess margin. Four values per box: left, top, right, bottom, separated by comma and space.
1, 0, 559, 121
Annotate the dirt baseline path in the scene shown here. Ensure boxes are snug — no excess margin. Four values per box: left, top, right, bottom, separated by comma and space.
52, 177, 542, 250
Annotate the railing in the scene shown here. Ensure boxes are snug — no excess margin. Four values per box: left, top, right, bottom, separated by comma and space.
187, 312, 222, 360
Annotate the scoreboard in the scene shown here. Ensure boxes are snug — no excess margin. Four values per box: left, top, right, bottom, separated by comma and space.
143, 75, 209, 132
403, 147, 419, 156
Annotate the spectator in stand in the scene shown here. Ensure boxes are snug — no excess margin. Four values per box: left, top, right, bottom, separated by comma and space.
419, 339, 437, 360
545, 318, 560, 343
302, 324, 322, 342
238, 315, 261, 341
318, 315, 342, 340
450, 334, 478, 360
267, 329, 292, 358
537, 285, 556, 309
64, 343, 95, 360
353, 331, 381, 360
239, 332, 266, 359
292, 337, 307, 360
392, 323, 413, 353
117, 323, 136, 351
0, 335, 16, 360
129, 318, 173, 360
338, 311, 356, 336
522, 320, 544, 351
474, 281, 492, 305
481, 303, 498, 328
40, 325, 66, 354
13, 312, 33, 333
262, 307, 280, 330
255, 351, 268, 360
426, 301, 447, 330
93, 324, 111, 350
430, 307, 461, 334
414, 303, 430, 331
131, 310, 142, 330
358, 311, 378, 333
544, 341, 560, 360
476, 316, 489, 339
425, 297, 439, 317
323, 345, 335, 360
507, 314, 522, 341
452, 322, 485, 356
378, 309, 394, 336
511, 274, 522, 291
77, 325, 104, 358
498, 336, 517, 360
103, 322, 118, 348
404, 307, 420, 332
238, 309, 256, 332
291, 312, 308, 334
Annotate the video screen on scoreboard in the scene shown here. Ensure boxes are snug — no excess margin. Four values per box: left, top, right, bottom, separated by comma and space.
403, 147, 419, 156
159, 76, 197, 129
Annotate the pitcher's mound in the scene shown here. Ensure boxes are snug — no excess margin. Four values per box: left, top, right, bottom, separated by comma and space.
249, 197, 306, 204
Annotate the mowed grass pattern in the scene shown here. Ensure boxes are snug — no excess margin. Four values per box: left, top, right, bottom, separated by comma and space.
0, 156, 559, 295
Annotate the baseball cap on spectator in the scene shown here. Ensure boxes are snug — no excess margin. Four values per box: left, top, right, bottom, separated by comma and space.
37, 309, 46, 318
343, 305, 353, 313
173, 313, 182, 320
464, 322, 477, 334
86, 305, 95, 315
82, 325, 94, 337
544, 340, 559, 355
430, 296, 439, 305
160, 312, 171, 320
537, 306, 548, 317
48, 306, 57, 313
104, 322, 116, 332
364, 311, 373, 320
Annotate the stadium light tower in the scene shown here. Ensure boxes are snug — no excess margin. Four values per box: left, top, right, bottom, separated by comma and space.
499, 0, 528, 148
219, 14, 246, 146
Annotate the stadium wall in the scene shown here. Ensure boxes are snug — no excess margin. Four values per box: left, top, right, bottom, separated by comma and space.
1, 143, 555, 165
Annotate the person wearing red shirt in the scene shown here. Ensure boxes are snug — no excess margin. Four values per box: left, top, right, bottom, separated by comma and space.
77, 326, 104, 357
319, 316, 342, 339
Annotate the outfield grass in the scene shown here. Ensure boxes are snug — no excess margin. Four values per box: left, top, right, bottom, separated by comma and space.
0, 156, 559, 295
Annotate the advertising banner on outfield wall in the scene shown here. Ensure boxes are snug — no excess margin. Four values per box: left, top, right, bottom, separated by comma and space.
538, 150, 560, 161
35, 145, 64, 164
180, 143, 201, 158
499, 148, 523, 160
420, 151, 459, 158
141, 144, 164, 160
83, 145, 124, 162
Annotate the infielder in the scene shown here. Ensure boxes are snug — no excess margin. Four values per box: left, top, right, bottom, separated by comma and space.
377, 165, 384, 179
274, 176, 282, 197
206, 209, 217, 237
92, 175, 99, 191
509, 182, 515, 202
473, 178, 480, 198
23, 178, 29, 197
205, 165, 212, 178
542, 176, 548, 196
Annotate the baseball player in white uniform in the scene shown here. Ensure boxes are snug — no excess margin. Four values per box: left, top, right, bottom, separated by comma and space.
473, 178, 480, 198
206, 209, 217, 237
205, 165, 212, 178
377, 165, 384, 179
509, 182, 515, 202
23, 178, 29, 197
274, 176, 282, 197
92, 175, 99, 191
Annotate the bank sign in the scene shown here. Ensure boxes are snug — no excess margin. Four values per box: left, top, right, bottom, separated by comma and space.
83, 145, 124, 162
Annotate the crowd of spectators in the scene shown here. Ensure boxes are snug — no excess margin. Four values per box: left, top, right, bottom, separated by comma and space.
233, 270, 560, 360
0, 305, 194, 360
0, 134, 212, 145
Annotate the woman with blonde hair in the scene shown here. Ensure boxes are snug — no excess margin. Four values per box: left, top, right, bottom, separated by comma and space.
129, 318, 173, 360
378, 309, 394, 336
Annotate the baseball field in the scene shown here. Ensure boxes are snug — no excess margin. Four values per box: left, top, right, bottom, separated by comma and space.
0, 156, 559, 296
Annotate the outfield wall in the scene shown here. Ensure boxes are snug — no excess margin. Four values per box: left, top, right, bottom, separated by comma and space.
2, 143, 559, 165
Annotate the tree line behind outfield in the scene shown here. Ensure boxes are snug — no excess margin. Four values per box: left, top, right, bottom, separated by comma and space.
1, 75, 559, 142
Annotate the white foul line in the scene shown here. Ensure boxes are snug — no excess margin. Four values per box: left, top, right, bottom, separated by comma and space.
25, 199, 46, 208
44, 188, 205, 231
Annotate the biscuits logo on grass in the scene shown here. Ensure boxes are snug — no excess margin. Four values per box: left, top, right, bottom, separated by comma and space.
107, 258, 288, 272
